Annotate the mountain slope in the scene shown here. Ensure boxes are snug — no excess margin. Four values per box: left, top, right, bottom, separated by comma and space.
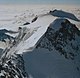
23, 18, 80, 78
36, 18, 80, 60
0, 9, 80, 78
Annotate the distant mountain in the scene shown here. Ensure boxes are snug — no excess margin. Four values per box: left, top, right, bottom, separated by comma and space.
49, 9, 80, 21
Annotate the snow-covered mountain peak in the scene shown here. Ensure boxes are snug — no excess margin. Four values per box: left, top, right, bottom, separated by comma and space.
23, 18, 80, 78
49, 18, 67, 31
36, 18, 80, 60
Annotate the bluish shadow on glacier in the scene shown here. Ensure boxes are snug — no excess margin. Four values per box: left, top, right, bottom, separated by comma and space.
49, 9, 80, 22
23, 48, 80, 78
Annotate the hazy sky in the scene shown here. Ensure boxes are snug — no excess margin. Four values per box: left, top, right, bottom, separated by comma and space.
0, 0, 80, 5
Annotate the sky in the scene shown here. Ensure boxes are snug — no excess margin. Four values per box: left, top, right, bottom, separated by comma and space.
0, 0, 80, 5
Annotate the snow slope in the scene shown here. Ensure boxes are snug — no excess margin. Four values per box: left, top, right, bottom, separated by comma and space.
5, 10, 80, 55
22, 18, 80, 78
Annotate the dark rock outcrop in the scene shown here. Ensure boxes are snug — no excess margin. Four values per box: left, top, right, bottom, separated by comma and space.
32, 16, 38, 23
23, 22, 30, 25
0, 54, 29, 78
36, 18, 80, 60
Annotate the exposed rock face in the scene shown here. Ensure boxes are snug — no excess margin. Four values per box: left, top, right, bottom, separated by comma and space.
36, 18, 80, 60
0, 12, 80, 78
31, 16, 38, 23
23, 22, 30, 25
0, 54, 29, 78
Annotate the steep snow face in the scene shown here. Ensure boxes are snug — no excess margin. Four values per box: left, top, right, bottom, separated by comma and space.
23, 49, 80, 78
23, 18, 80, 78
15, 15, 56, 54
